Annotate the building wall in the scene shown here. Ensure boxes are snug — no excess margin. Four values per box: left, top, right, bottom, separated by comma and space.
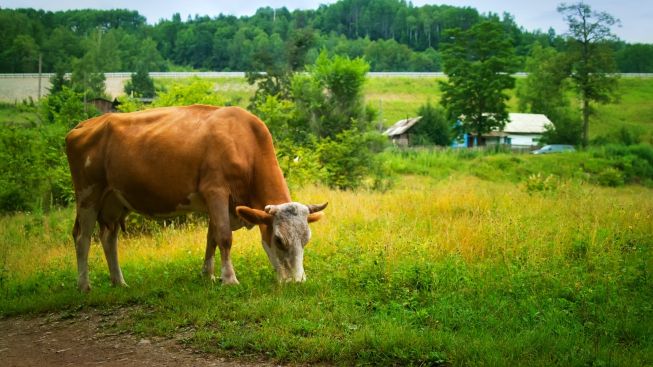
508, 134, 541, 146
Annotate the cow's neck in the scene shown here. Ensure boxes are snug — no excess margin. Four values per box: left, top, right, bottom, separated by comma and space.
250, 153, 292, 209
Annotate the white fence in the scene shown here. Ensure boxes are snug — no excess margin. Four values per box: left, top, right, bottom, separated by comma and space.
1, 72, 652, 79
1, 72, 651, 102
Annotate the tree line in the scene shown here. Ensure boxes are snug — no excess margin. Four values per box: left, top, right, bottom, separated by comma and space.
1, 0, 652, 74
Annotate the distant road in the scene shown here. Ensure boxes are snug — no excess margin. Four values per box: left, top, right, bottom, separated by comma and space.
1, 72, 651, 102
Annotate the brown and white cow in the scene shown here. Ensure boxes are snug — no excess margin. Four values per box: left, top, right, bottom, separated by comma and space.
65, 105, 326, 292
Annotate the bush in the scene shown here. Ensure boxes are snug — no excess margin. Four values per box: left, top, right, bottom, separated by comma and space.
153, 77, 225, 107
412, 102, 451, 146
596, 167, 625, 187
0, 123, 72, 212
317, 129, 390, 190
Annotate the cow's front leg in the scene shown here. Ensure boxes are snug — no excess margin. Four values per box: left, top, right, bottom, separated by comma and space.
203, 193, 239, 285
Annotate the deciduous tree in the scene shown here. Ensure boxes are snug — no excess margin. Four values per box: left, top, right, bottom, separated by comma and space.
558, 2, 620, 146
439, 20, 517, 143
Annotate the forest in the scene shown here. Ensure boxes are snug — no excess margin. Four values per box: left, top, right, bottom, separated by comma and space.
1, 0, 653, 73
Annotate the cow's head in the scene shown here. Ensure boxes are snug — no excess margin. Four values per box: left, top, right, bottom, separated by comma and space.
236, 202, 327, 282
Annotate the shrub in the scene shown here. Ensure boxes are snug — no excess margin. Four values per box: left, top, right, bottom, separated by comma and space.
153, 77, 225, 107
412, 102, 451, 146
596, 167, 624, 187
317, 129, 390, 190
524, 173, 559, 194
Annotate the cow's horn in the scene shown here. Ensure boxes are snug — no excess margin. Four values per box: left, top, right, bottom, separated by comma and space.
307, 202, 328, 213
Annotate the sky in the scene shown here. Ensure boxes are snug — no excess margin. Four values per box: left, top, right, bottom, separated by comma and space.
1, 0, 651, 43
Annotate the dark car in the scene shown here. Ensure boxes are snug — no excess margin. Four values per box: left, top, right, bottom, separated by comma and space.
530, 144, 576, 154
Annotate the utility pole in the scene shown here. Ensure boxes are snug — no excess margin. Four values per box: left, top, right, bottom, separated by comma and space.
37, 53, 42, 99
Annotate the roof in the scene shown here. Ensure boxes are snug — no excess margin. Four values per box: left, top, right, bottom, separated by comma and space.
383, 116, 422, 137
502, 113, 552, 134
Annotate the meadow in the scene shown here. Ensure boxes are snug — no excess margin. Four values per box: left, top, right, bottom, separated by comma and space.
1, 172, 652, 365
1, 75, 652, 365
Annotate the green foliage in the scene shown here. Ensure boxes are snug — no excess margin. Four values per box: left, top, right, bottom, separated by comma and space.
124, 69, 156, 98
246, 70, 293, 111
540, 110, 583, 146
412, 102, 451, 146
440, 20, 517, 137
0, 5, 647, 74
524, 173, 560, 194
0, 122, 73, 212
40, 86, 98, 128
153, 78, 225, 107
381, 144, 653, 187
616, 43, 653, 72
293, 52, 371, 139
317, 129, 386, 190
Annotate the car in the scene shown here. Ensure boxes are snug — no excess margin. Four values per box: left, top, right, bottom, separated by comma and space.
530, 144, 576, 154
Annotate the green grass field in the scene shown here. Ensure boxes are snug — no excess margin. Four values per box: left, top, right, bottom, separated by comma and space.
1, 173, 652, 366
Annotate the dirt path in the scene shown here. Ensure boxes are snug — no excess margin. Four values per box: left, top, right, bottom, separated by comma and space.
0, 309, 275, 367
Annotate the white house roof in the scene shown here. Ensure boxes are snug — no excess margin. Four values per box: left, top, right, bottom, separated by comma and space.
502, 113, 552, 134
383, 116, 422, 137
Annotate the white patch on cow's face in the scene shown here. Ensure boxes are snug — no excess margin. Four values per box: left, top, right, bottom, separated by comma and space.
264, 202, 311, 282
84, 155, 92, 168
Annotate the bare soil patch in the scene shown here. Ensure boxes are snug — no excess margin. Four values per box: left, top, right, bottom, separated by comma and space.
0, 309, 275, 367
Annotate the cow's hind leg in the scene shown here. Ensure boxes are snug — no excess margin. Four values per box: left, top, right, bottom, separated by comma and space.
73, 206, 97, 292
100, 223, 127, 287
202, 192, 239, 285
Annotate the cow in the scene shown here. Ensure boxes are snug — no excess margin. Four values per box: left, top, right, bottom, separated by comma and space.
65, 104, 327, 292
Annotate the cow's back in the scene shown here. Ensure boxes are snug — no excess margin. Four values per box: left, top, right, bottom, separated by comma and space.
66, 105, 278, 215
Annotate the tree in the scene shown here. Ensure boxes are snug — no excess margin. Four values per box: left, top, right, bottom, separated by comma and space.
517, 44, 581, 145
293, 51, 371, 139
124, 69, 155, 98
439, 20, 517, 144
558, 2, 620, 146
412, 102, 451, 146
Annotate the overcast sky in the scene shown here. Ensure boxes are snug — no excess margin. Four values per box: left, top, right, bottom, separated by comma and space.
1, 0, 651, 43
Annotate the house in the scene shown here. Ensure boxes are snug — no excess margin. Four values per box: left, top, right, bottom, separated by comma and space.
452, 113, 552, 149
383, 116, 422, 146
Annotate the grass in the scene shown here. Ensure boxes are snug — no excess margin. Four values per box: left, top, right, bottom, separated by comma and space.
1, 175, 652, 366
380, 144, 653, 187
0, 102, 40, 125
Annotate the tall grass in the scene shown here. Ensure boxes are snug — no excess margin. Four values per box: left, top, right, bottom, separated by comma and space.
1, 175, 651, 366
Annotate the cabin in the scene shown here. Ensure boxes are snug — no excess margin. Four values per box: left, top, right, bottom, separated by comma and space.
88, 97, 121, 113
383, 116, 422, 146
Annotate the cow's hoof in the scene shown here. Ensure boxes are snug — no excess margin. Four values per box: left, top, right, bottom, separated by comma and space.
221, 276, 240, 285
112, 280, 129, 288
78, 283, 92, 293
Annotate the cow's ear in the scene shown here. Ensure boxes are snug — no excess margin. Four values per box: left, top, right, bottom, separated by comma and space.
307, 211, 324, 223
236, 206, 273, 226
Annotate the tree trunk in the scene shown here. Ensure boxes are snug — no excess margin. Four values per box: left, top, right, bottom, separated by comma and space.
582, 96, 590, 147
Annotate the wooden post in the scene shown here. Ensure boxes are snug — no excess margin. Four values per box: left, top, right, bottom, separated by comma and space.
37, 53, 42, 99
